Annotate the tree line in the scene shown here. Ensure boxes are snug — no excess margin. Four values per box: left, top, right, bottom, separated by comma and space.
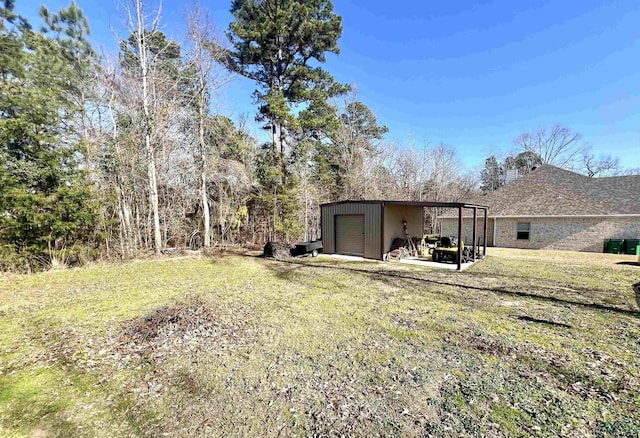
2, 0, 633, 271
0, 0, 478, 271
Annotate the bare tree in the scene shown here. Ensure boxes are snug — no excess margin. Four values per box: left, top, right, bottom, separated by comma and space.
581, 152, 620, 177
101, 57, 136, 257
422, 144, 477, 231
123, 0, 163, 255
424, 144, 463, 200
389, 144, 430, 201
619, 167, 640, 176
514, 124, 587, 169
328, 92, 388, 200
356, 141, 397, 200
184, 2, 230, 248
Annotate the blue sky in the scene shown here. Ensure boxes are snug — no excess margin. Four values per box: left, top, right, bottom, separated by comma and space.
19, 0, 640, 170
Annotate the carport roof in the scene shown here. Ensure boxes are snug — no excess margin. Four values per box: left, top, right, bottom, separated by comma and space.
320, 200, 489, 209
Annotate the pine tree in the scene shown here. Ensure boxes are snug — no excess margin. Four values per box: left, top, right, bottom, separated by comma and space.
480, 156, 504, 193
312, 100, 388, 200
40, 0, 98, 176
0, 3, 97, 270
226, 0, 347, 156
226, 0, 349, 240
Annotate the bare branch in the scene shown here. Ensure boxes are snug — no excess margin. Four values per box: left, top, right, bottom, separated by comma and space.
515, 124, 587, 169
581, 152, 620, 177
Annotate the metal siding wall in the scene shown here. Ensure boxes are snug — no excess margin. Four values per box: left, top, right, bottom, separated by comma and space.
320, 203, 382, 259
364, 203, 382, 259
321, 207, 334, 253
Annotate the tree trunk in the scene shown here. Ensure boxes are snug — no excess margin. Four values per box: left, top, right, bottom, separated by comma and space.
135, 203, 142, 250
218, 183, 224, 241
198, 79, 210, 248
81, 90, 93, 181
145, 115, 162, 253
271, 122, 278, 151
107, 77, 135, 258
117, 190, 126, 258
201, 171, 210, 247
304, 187, 308, 241
135, 0, 162, 255
280, 125, 287, 158
273, 185, 277, 241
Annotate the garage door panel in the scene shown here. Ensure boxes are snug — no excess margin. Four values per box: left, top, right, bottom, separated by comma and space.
336, 215, 364, 256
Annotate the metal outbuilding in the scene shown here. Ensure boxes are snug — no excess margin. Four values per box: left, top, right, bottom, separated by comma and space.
320, 200, 489, 270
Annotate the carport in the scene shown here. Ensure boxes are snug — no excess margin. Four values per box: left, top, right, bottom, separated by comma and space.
320, 200, 489, 270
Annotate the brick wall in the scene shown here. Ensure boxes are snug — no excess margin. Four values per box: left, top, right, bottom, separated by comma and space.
440, 218, 494, 247
493, 217, 640, 252
441, 216, 640, 252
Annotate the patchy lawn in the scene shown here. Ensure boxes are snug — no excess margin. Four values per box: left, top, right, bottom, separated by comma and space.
0, 249, 639, 437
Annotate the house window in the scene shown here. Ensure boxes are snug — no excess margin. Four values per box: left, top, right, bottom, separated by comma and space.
516, 222, 530, 240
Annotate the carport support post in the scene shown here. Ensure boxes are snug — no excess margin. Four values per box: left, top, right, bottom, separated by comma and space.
457, 206, 463, 271
483, 208, 488, 256
472, 207, 478, 262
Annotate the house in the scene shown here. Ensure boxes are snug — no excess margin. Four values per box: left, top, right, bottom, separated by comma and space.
441, 165, 640, 252
320, 200, 488, 270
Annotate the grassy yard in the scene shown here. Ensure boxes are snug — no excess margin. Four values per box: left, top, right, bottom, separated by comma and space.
0, 248, 639, 437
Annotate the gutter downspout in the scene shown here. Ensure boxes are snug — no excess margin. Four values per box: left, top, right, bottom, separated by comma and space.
493, 217, 497, 247
380, 202, 385, 260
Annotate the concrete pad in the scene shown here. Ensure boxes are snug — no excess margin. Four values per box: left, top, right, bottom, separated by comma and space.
326, 253, 478, 270
397, 258, 476, 270
326, 254, 378, 262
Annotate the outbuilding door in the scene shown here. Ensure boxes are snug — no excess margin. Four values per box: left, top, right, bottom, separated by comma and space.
335, 214, 365, 256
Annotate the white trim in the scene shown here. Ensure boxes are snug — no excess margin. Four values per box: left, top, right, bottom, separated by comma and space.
492, 214, 640, 219
441, 214, 640, 219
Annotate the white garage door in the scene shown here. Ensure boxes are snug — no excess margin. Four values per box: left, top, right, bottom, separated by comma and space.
335, 215, 365, 256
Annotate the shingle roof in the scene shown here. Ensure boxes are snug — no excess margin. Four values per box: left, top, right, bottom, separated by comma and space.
478, 165, 640, 217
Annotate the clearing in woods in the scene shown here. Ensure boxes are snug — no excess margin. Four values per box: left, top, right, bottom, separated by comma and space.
0, 248, 638, 437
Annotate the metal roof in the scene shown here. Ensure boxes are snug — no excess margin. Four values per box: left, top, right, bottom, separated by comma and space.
320, 200, 489, 209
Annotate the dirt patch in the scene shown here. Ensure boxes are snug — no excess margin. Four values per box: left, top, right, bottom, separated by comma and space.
467, 333, 515, 356
115, 295, 250, 365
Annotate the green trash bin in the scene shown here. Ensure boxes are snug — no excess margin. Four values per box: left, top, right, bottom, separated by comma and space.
624, 239, 640, 255
607, 239, 624, 254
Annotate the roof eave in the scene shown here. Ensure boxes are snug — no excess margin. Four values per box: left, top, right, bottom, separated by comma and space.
320, 200, 489, 209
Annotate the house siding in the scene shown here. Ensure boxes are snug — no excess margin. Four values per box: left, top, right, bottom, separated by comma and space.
493, 217, 640, 252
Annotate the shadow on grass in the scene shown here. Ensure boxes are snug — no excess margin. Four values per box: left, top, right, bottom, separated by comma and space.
266, 262, 305, 281
261, 253, 636, 298
464, 264, 637, 296
616, 262, 639, 267
263, 258, 640, 318
517, 315, 572, 329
